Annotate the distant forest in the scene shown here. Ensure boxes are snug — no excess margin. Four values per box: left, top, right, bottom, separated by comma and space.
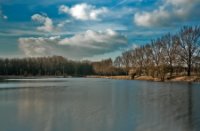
0, 56, 125, 76
0, 26, 200, 80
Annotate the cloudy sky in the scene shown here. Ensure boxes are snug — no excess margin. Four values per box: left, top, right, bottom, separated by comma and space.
0, 0, 199, 60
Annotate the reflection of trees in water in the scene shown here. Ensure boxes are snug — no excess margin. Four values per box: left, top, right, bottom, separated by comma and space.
188, 83, 193, 130
136, 83, 194, 131
16, 86, 124, 131
17, 88, 58, 131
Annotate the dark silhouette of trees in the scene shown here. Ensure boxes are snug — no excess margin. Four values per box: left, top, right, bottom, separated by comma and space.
0, 56, 126, 77
0, 56, 93, 77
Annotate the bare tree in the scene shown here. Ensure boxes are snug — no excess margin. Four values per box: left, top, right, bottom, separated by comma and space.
178, 26, 200, 76
144, 44, 154, 76
161, 34, 179, 77
114, 56, 122, 68
150, 39, 165, 78
121, 51, 131, 75
134, 47, 145, 76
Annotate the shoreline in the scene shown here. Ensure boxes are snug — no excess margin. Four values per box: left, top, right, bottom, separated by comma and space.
86, 75, 200, 83
0, 75, 74, 80
0, 75, 200, 83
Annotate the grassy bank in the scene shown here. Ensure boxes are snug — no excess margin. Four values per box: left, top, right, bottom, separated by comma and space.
87, 75, 200, 82
1, 75, 200, 83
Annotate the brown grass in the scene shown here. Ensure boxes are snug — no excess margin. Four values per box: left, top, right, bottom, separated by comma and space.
170, 76, 200, 82
87, 75, 200, 82
86, 75, 131, 80
134, 76, 160, 81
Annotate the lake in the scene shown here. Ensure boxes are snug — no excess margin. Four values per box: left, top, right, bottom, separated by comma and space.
0, 78, 199, 131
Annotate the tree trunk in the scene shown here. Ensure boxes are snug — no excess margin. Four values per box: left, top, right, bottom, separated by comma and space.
170, 63, 173, 77
187, 51, 192, 76
187, 63, 191, 76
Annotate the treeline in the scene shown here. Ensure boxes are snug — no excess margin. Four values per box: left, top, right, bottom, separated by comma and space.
0, 56, 125, 77
92, 58, 126, 76
0, 56, 94, 76
114, 26, 200, 80
0, 56, 126, 77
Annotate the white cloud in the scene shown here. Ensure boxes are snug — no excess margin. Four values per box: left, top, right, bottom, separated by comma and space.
59, 3, 108, 21
57, 20, 72, 28
134, 7, 170, 27
59, 29, 127, 48
134, 0, 199, 27
31, 14, 54, 32
59, 5, 69, 14
18, 29, 127, 59
19, 36, 61, 56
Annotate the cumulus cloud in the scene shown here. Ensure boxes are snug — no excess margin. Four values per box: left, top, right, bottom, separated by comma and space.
19, 36, 60, 56
59, 3, 108, 21
0, 8, 7, 20
18, 29, 127, 59
31, 14, 54, 32
134, 0, 200, 27
134, 7, 170, 27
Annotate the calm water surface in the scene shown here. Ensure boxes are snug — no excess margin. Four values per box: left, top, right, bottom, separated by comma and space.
0, 78, 200, 131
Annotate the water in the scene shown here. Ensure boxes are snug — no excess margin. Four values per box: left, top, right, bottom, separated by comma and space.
0, 78, 199, 131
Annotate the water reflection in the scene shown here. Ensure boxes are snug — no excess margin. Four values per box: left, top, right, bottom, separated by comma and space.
135, 82, 196, 131
0, 78, 199, 131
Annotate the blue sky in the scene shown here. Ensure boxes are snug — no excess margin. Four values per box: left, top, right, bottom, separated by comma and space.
0, 0, 200, 60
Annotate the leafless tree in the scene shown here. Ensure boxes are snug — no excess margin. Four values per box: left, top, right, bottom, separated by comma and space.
178, 26, 200, 76
121, 51, 132, 74
114, 56, 122, 68
161, 34, 179, 77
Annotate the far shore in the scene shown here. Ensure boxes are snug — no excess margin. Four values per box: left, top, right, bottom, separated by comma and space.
0, 75, 200, 83
0, 75, 74, 80
86, 75, 200, 82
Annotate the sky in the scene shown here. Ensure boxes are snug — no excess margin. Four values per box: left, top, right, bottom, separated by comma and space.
0, 0, 200, 60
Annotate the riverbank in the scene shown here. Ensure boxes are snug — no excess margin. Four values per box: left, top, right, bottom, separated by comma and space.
87, 75, 200, 82
0, 75, 73, 80
1, 75, 200, 83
